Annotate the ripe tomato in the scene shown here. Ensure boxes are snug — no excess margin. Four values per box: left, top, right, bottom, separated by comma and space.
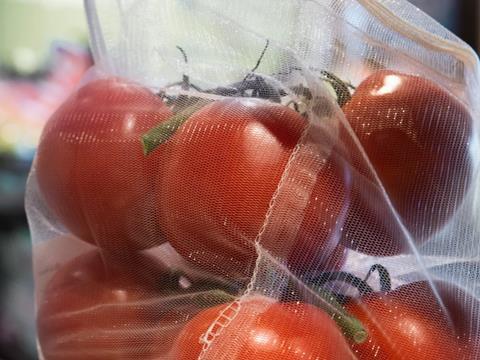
393, 280, 479, 356
345, 281, 475, 359
170, 295, 355, 359
36, 77, 172, 252
156, 98, 350, 278
342, 70, 472, 255
37, 250, 165, 360
37, 250, 234, 360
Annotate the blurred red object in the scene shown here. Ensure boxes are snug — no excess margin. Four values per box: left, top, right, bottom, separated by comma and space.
0, 43, 92, 156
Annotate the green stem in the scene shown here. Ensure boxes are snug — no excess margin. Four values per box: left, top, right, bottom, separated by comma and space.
310, 286, 368, 344
142, 98, 211, 155
320, 70, 354, 107
155, 289, 236, 319
176, 45, 190, 91
285, 278, 368, 344
364, 264, 391, 292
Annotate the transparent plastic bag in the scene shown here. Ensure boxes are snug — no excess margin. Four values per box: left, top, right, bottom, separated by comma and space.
27, 0, 480, 359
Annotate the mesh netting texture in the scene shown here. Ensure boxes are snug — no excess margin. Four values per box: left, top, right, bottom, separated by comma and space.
27, 0, 480, 359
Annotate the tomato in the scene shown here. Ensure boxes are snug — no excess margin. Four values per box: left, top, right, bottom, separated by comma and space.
346, 280, 475, 359
36, 77, 172, 252
432, 282, 480, 352
393, 280, 479, 356
170, 295, 355, 359
341, 70, 472, 255
37, 250, 166, 359
37, 250, 234, 360
156, 98, 350, 278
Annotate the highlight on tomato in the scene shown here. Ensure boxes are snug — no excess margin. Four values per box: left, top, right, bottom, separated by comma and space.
169, 295, 356, 360
35, 77, 172, 252
340, 70, 473, 256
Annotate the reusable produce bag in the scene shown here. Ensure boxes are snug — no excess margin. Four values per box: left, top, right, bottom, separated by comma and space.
27, 0, 480, 359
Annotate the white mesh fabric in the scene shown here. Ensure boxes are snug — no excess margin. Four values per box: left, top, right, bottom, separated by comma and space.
25, 0, 480, 359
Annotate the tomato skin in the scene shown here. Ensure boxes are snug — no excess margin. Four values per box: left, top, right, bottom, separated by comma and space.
393, 280, 479, 357
287, 151, 351, 274
170, 296, 355, 360
346, 281, 475, 360
37, 248, 243, 360
342, 70, 472, 255
37, 251, 166, 360
157, 98, 349, 278
36, 77, 172, 252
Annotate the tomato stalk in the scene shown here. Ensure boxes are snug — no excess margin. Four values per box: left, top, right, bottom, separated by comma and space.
176, 45, 190, 91
142, 98, 212, 155
319, 70, 354, 107
191, 289, 237, 306
293, 265, 393, 343
158, 270, 241, 294
142, 77, 285, 155
157, 272, 239, 312
363, 264, 391, 292
314, 287, 368, 344
285, 277, 368, 344
191, 286, 368, 344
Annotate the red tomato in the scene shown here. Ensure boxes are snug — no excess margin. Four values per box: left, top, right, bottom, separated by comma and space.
170, 295, 355, 359
37, 250, 231, 360
342, 70, 472, 255
393, 280, 479, 356
346, 281, 475, 359
36, 77, 172, 252
156, 98, 350, 278
37, 251, 165, 360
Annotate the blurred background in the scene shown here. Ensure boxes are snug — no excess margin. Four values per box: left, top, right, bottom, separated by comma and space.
0, 0, 478, 359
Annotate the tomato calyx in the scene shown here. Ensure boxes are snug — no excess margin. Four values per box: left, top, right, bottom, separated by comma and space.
142, 76, 295, 155
147, 44, 352, 153
143, 42, 351, 154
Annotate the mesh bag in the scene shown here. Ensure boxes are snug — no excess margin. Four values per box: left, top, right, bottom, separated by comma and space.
27, 0, 480, 359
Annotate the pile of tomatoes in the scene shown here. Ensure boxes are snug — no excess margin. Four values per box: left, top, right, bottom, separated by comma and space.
34, 70, 477, 359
